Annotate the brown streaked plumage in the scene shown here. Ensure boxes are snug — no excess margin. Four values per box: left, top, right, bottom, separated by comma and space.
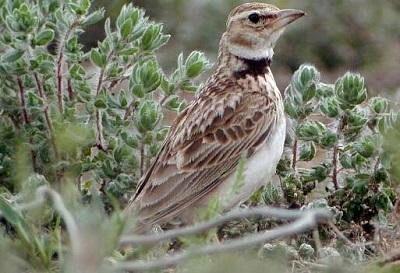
125, 2, 305, 232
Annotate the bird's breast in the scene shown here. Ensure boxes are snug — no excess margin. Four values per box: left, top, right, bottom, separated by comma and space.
220, 114, 286, 209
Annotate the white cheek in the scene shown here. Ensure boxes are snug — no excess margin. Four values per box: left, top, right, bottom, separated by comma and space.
227, 29, 285, 60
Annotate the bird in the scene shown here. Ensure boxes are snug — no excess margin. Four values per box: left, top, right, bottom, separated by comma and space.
125, 2, 305, 232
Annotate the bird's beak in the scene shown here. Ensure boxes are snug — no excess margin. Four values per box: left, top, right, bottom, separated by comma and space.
272, 9, 305, 30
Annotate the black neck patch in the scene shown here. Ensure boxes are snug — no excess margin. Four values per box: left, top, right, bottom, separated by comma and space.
233, 57, 271, 79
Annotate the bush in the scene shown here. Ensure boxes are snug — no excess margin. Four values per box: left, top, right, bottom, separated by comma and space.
0, 0, 209, 206
278, 64, 399, 226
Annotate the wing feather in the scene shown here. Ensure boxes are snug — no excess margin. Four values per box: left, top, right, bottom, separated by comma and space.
127, 82, 278, 227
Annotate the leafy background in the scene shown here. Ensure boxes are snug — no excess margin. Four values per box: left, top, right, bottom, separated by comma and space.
90, 0, 400, 93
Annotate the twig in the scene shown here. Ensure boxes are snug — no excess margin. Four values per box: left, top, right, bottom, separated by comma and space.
124, 99, 137, 121
378, 249, 400, 266
292, 138, 298, 170
17, 76, 37, 170
56, 20, 78, 114
332, 145, 339, 190
17, 77, 30, 124
374, 157, 381, 174
95, 69, 105, 96
313, 228, 322, 257
94, 50, 115, 151
120, 207, 331, 247
95, 110, 106, 151
67, 76, 74, 101
116, 210, 332, 272
159, 95, 169, 107
109, 75, 129, 91
140, 143, 145, 177
94, 69, 106, 151
332, 116, 346, 190
328, 222, 356, 248
33, 73, 59, 159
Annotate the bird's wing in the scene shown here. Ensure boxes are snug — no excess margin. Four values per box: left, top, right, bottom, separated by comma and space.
129, 83, 279, 226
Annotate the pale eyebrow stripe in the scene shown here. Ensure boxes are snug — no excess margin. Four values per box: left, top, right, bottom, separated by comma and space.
227, 9, 276, 25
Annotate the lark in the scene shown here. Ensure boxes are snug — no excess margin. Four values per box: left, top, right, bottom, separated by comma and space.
125, 2, 305, 231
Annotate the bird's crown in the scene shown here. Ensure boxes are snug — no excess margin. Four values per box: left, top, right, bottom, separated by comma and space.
227, 2, 280, 27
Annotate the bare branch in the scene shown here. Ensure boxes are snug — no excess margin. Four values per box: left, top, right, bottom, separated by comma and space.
16, 76, 37, 170
378, 249, 400, 266
312, 228, 322, 257
33, 73, 59, 159
120, 207, 330, 247
332, 116, 346, 190
124, 99, 137, 121
95, 109, 107, 151
116, 210, 332, 272
328, 222, 356, 248
56, 19, 79, 114
67, 77, 74, 101
17, 77, 30, 125
94, 51, 115, 151
292, 137, 298, 170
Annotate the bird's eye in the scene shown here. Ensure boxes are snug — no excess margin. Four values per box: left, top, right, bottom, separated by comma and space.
248, 13, 260, 24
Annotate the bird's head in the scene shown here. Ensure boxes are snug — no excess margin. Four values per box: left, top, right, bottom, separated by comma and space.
224, 2, 305, 61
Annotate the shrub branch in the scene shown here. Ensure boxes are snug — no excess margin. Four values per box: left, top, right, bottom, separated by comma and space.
120, 207, 331, 247
33, 73, 59, 159
117, 209, 332, 272
56, 20, 79, 114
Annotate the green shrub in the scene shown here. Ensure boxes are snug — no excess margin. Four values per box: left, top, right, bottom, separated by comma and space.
0, 0, 209, 206
279, 64, 399, 224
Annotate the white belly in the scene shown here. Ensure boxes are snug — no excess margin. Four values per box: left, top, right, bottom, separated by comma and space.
219, 117, 286, 209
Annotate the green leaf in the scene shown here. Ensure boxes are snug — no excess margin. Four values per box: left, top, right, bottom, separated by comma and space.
156, 127, 169, 142
185, 51, 209, 78
82, 8, 105, 26
69, 63, 86, 80
160, 77, 176, 96
120, 18, 133, 38
320, 97, 340, 118
296, 121, 326, 142
354, 136, 376, 158
340, 152, 353, 169
165, 95, 183, 112
118, 47, 139, 56
34, 29, 55, 46
121, 132, 139, 148
68, 0, 90, 15
335, 72, 367, 110
0, 197, 25, 226
94, 98, 107, 109
369, 97, 389, 114
119, 91, 128, 108
90, 48, 106, 68
319, 131, 338, 149
299, 142, 316, 161
2, 49, 24, 62
131, 84, 145, 98
292, 64, 320, 97
129, 60, 161, 93
136, 100, 161, 132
